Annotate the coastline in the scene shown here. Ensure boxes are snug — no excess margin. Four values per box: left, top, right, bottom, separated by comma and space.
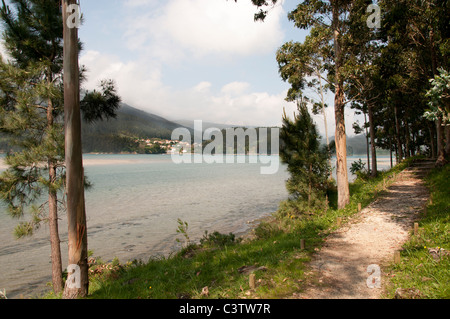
0, 154, 396, 299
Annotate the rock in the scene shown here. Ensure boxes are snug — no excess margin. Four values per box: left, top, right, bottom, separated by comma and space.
238, 265, 268, 275
428, 247, 449, 262
200, 286, 209, 297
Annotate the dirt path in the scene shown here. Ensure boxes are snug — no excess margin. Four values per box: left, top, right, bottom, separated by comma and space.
292, 160, 434, 299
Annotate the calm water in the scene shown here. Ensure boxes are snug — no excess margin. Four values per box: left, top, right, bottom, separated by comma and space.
0, 154, 394, 298
0, 154, 289, 298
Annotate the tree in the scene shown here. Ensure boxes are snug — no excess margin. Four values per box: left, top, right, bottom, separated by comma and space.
352, 113, 371, 174
425, 68, 450, 162
279, 98, 330, 214
250, 0, 355, 208
380, 0, 450, 165
343, 1, 383, 177
62, 0, 88, 298
0, 0, 119, 295
276, 32, 333, 177
0, 0, 67, 294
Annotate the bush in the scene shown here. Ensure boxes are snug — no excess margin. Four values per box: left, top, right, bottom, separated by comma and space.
200, 231, 239, 247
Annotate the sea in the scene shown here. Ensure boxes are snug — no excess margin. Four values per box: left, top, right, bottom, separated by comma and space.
0, 153, 395, 298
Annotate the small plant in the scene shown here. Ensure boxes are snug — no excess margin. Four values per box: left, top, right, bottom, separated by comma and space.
350, 159, 366, 175
176, 218, 191, 247
350, 159, 371, 180
200, 231, 238, 247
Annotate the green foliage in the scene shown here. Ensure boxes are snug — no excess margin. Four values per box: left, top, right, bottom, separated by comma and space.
200, 231, 239, 248
81, 80, 121, 124
0, 57, 65, 237
350, 159, 365, 175
81, 104, 184, 153
0, 0, 120, 248
175, 218, 191, 247
0, 0, 63, 71
424, 68, 450, 123
280, 100, 331, 215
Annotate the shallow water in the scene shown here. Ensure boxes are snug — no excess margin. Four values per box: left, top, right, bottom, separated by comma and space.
0, 154, 289, 298
0, 154, 395, 298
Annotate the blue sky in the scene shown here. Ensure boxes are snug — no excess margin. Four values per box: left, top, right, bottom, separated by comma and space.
2, 0, 361, 135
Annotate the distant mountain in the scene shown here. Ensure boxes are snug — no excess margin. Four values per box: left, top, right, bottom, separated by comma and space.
320, 134, 368, 155
321, 134, 391, 156
81, 103, 190, 153
173, 120, 257, 131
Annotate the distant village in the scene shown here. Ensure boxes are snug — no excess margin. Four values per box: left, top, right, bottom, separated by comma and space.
135, 138, 191, 154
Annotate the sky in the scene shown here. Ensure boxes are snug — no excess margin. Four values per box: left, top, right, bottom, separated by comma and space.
2, 0, 361, 137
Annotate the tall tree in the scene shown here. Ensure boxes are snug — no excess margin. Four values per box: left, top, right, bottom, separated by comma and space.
425, 68, 450, 159
380, 0, 450, 165
0, 0, 120, 295
276, 31, 333, 174
62, 0, 88, 299
343, 1, 383, 177
0, 0, 66, 294
250, 0, 354, 208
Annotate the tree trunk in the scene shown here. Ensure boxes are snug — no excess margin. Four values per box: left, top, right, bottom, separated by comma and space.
317, 68, 332, 180
368, 104, 377, 177
389, 137, 393, 168
333, 3, 350, 209
62, 0, 89, 299
445, 125, 450, 157
436, 118, 446, 166
364, 112, 370, 175
405, 121, 411, 158
429, 27, 446, 166
394, 106, 403, 162
308, 163, 312, 209
428, 123, 436, 159
47, 94, 63, 294
48, 164, 63, 293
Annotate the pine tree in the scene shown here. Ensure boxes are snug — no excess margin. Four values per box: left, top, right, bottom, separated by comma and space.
0, 0, 66, 293
0, 0, 120, 295
248, 0, 355, 208
279, 98, 330, 215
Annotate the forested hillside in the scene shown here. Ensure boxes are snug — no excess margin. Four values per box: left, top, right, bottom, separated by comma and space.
81, 104, 189, 153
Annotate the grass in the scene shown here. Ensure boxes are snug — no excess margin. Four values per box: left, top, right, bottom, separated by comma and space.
383, 163, 450, 299
45, 156, 445, 299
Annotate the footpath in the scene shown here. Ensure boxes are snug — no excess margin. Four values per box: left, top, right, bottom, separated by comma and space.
293, 160, 434, 299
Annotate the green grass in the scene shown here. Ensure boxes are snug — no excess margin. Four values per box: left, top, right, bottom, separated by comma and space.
383, 163, 450, 299
44, 156, 441, 299
77, 159, 416, 299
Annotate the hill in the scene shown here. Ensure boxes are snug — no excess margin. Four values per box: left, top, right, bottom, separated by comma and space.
173, 120, 256, 131
81, 104, 189, 153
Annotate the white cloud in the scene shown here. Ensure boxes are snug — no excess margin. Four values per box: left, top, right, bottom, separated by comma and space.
194, 81, 212, 93
78, 0, 291, 127
80, 49, 292, 127
124, 0, 158, 7
124, 0, 285, 62
80, 50, 170, 110
221, 82, 251, 96
79, 0, 358, 131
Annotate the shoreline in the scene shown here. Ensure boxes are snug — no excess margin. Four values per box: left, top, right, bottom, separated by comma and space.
0, 153, 397, 169
0, 154, 396, 299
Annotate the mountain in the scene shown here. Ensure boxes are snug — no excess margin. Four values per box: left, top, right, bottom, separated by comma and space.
320, 134, 368, 155
321, 134, 391, 156
81, 103, 190, 153
173, 120, 257, 131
